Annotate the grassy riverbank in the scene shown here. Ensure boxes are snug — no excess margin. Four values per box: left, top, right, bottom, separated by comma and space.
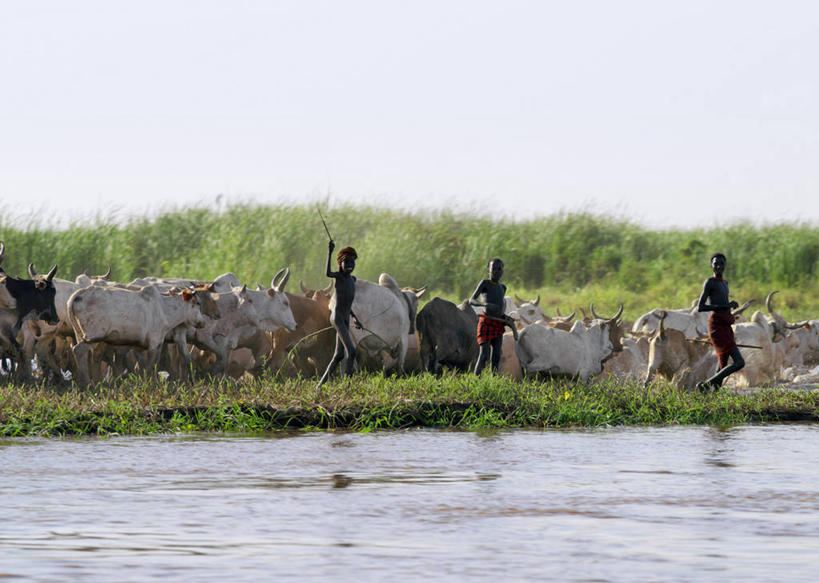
2, 203, 818, 320
2, 374, 818, 437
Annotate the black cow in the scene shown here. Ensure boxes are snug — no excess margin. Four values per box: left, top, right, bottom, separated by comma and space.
0, 242, 59, 376
416, 297, 479, 374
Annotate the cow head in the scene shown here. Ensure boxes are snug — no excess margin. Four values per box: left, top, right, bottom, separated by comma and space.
590, 303, 624, 353
6, 262, 60, 325
244, 269, 298, 332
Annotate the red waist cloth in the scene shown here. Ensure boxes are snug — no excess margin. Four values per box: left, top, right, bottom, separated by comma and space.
708, 312, 737, 356
477, 314, 506, 345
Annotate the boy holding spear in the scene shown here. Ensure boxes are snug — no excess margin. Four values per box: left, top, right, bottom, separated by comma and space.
696, 252, 745, 392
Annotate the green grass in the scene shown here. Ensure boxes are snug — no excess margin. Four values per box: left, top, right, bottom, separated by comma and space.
1, 374, 818, 436
1, 203, 817, 320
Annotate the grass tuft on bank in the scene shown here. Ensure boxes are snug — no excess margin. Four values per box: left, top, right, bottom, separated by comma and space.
2, 374, 818, 437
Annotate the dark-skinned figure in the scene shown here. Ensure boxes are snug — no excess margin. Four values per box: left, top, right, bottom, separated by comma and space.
317, 240, 364, 387
469, 258, 515, 374
696, 252, 745, 392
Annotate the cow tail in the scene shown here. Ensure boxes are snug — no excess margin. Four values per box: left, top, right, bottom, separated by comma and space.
67, 295, 88, 342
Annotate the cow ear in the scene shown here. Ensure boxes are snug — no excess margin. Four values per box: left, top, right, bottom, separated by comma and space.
182, 289, 194, 301
267, 288, 275, 298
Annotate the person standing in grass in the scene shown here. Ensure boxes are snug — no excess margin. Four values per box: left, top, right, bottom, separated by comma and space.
696, 252, 745, 392
317, 240, 363, 387
469, 258, 515, 375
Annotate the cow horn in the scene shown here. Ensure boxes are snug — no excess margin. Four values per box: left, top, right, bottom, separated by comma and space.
256, 283, 264, 291
731, 299, 755, 316
0, 241, 4, 264
533, 294, 540, 306
514, 294, 525, 307
46, 264, 57, 282
415, 284, 428, 298
101, 266, 111, 280
765, 290, 779, 315
28, 263, 37, 277
272, 267, 290, 292
240, 284, 247, 293
322, 281, 333, 295
560, 311, 576, 322
590, 303, 623, 322
279, 267, 291, 291
556, 307, 562, 317
271, 268, 286, 290
785, 321, 809, 329
578, 307, 587, 320
300, 280, 310, 294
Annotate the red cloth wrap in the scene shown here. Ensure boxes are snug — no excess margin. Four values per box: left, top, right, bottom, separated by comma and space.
477, 314, 506, 345
708, 312, 737, 357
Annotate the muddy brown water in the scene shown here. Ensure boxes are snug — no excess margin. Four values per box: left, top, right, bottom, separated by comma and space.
2, 425, 819, 581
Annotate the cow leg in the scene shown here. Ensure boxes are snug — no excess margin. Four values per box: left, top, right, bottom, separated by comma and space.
72, 342, 93, 385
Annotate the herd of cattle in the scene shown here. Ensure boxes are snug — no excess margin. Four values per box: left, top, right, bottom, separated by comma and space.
2, 241, 818, 388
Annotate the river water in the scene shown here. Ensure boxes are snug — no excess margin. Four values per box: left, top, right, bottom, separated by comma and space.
2, 425, 818, 582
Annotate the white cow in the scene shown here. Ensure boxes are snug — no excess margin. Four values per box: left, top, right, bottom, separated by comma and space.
763, 291, 819, 368
340, 273, 422, 372
515, 318, 618, 381
68, 285, 214, 384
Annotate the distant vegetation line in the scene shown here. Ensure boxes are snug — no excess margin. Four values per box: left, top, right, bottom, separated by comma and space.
1, 203, 818, 319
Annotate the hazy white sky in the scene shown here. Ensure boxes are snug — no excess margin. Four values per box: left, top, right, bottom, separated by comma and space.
1, 1, 817, 228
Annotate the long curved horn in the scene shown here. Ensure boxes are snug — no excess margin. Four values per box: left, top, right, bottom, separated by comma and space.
271, 267, 287, 291
300, 280, 310, 294
28, 263, 37, 278
533, 294, 540, 306
272, 267, 291, 292
785, 321, 810, 329
556, 307, 562, 317
559, 311, 576, 322
731, 299, 755, 316
578, 307, 587, 320
100, 266, 111, 280
765, 290, 779, 315
590, 303, 623, 322
514, 294, 525, 307
46, 264, 58, 282
322, 281, 333, 295
0, 241, 4, 264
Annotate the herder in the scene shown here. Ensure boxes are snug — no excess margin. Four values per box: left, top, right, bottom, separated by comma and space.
469, 258, 515, 374
317, 240, 364, 386
696, 252, 745, 392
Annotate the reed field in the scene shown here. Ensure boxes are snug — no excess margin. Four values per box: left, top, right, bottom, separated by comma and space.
2, 374, 818, 437
1, 203, 817, 320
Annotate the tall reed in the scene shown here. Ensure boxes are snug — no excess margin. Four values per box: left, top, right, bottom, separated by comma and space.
1, 204, 817, 319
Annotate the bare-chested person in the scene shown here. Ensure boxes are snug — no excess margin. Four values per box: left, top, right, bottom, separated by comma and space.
317, 240, 363, 387
696, 252, 745, 392
470, 258, 515, 375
